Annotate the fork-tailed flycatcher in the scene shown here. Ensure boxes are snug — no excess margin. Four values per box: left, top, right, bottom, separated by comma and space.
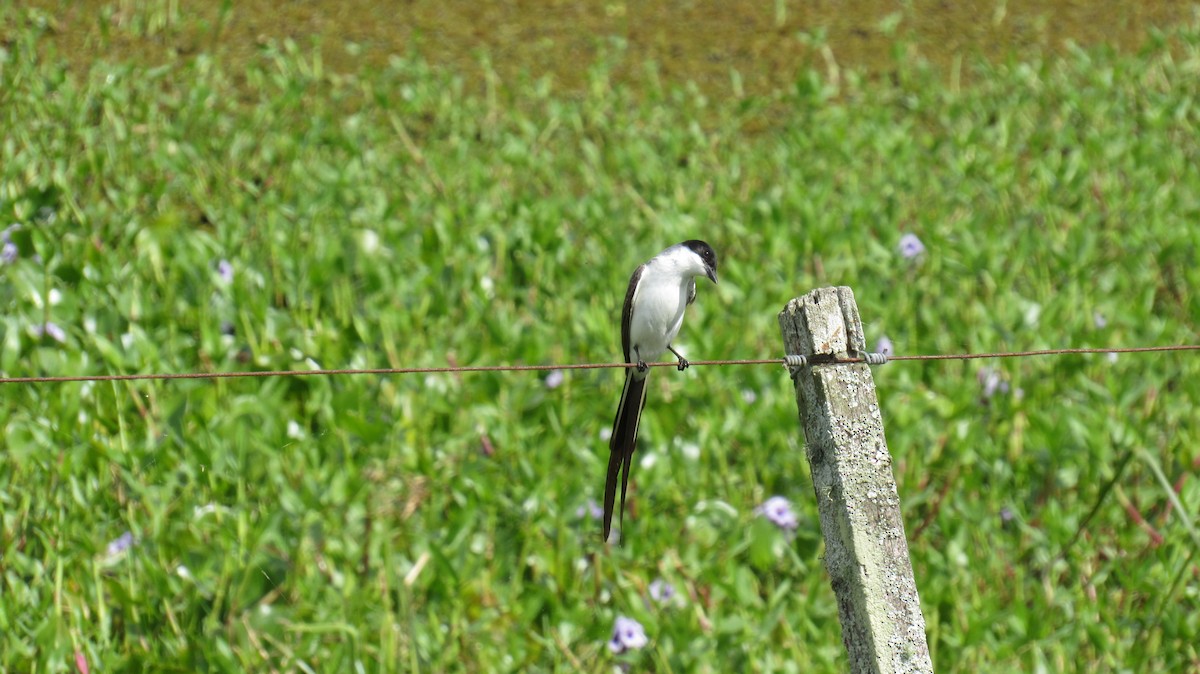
603, 240, 718, 542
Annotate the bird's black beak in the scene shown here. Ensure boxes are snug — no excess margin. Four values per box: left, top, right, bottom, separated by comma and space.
706, 267, 718, 284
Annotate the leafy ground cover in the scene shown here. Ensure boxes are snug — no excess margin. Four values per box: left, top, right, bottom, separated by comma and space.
2, 6, 1199, 672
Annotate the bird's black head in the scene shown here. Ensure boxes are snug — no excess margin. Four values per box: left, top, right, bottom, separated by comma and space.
682, 240, 718, 284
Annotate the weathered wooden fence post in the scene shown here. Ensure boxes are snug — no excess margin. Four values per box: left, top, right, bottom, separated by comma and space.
778, 286, 933, 674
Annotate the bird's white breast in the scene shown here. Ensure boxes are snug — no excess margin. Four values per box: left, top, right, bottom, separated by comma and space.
628, 266, 691, 361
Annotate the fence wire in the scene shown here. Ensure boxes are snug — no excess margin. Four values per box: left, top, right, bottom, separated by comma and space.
1, 345, 1197, 385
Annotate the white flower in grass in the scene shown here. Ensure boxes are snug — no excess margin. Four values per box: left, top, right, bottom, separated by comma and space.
105, 531, 135, 558
607, 615, 648, 654
32, 322, 67, 343
216, 259, 234, 284
287, 420, 305, 440
755, 495, 798, 532
648, 578, 675, 606
898, 233, 925, 259
875, 335, 894, 357
575, 498, 603, 522
977, 366, 1010, 400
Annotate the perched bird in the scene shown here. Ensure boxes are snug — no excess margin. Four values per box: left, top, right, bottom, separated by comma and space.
603, 240, 718, 542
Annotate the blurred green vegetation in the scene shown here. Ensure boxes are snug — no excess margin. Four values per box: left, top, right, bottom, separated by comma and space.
16, 0, 1200, 103
1, 2, 1199, 672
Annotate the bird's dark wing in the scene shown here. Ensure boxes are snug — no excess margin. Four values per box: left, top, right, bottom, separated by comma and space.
621, 264, 644, 363
606, 264, 649, 542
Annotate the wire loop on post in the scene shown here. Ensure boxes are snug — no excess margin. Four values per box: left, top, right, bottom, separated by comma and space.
783, 354, 808, 380
784, 354, 808, 368
862, 352, 890, 365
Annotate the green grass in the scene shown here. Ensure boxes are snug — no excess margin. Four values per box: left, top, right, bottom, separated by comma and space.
2, 6, 1200, 672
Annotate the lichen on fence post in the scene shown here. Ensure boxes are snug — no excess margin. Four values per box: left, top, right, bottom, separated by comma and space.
778, 286, 933, 674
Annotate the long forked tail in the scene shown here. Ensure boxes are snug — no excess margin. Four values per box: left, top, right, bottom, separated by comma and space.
602, 369, 649, 542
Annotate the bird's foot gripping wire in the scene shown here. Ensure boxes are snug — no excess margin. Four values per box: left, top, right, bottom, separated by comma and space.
633, 346, 651, 374
667, 345, 689, 371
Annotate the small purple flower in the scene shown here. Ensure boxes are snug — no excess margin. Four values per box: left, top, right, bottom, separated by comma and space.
1, 224, 16, 258
32, 322, 67, 343
875, 335, 894, 357
45, 322, 66, 343
898, 233, 925, 259
1, 225, 17, 263
648, 578, 675, 605
1000, 507, 1015, 524
977, 367, 1009, 400
607, 615, 648, 654
544, 369, 565, 389
105, 531, 135, 557
576, 499, 603, 522
216, 259, 234, 284
755, 496, 798, 531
